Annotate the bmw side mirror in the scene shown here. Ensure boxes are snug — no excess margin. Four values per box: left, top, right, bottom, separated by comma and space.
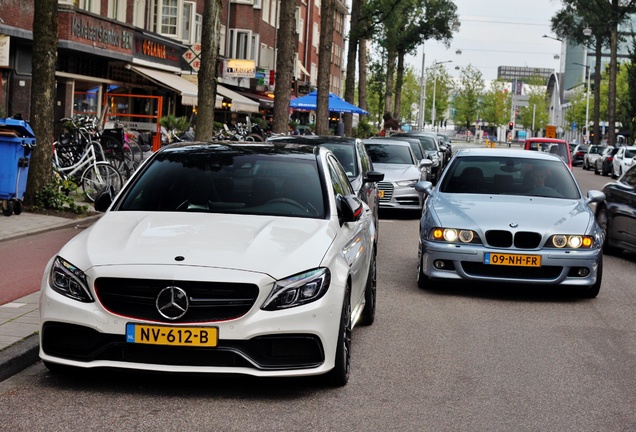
586, 190, 605, 205
419, 159, 433, 170
94, 185, 114, 212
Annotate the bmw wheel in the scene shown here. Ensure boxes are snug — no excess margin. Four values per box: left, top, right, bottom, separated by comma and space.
417, 252, 438, 290
359, 252, 377, 326
327, 286, 351, 387
578, 256, 602, 299
596, 206, 619, 255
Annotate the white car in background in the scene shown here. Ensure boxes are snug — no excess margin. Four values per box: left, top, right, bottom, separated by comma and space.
612, 145, 636, 178
363, 139, 432, 211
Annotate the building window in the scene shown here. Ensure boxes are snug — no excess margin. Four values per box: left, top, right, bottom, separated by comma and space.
182, 2, 193, 42
312, 23, 319, 49
108, 0, 126, 21
194, 13, 202, 43
220, 25, 226, 56
229, 30, 254, 60
78, 0, 100, 14
133, 0, 146, 28
262, 0, 270, 23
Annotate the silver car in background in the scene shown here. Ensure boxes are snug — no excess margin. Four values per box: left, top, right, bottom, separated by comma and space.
415, 148, 606, 298
363, 139, 432, 211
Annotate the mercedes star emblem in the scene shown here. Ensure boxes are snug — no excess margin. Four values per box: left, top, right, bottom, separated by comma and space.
156, 286, 189, 320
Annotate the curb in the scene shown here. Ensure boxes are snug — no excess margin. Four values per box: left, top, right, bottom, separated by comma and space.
0, 213, 102, 244
0, 334, 39, 383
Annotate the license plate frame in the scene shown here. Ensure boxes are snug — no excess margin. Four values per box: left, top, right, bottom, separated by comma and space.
126, 323, 218, 347
484, 252, 541, 267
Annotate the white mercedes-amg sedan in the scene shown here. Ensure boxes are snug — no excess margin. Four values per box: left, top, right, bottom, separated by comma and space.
39, 142, 377, 386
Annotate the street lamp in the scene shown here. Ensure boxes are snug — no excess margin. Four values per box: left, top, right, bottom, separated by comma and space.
417, 44, 426, 130
574, 62, 591, 143
431, 60, 452, 132
542, 34, 562, 42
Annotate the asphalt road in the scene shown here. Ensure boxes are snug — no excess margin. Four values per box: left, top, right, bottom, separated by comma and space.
1, 147, 635, 431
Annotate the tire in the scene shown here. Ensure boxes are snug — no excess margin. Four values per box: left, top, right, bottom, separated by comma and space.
12, 200, 23, 215
43, 360, 74, 374
596, 205, 620, 255
583, 159, 589, 170
417, 252, 438, 290
2, 200, 13, 216
359, 252, 377, 326
578, 256, 602, 299
611, 167, 617, 179
601, 164, 608, 176
81, 162, 124, 203
594, 163, 599, 175
326, 286, 351, 387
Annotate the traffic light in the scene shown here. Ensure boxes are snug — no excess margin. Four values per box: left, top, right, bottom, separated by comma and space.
508, 121, 514, 131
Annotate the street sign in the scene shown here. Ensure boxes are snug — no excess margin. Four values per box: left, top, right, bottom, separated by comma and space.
512, 95, 529, 107
182, 44, 202, 72
545, 125, 557, 138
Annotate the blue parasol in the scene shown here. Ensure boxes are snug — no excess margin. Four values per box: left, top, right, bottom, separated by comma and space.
290, 91, 368, 114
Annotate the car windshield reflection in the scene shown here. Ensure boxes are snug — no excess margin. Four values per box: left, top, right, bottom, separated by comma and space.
440, 157, 580, 199
118, 146, 326, 218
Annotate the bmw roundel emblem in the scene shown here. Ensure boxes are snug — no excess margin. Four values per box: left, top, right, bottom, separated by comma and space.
509, 223, 519, 228
156, 286, 189, 320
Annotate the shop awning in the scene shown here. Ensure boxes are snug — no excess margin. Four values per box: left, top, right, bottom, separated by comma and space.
131, 66, 200, 106
216, 85, 259, 113
297, 60, 311, 77
237, 90, 275, 108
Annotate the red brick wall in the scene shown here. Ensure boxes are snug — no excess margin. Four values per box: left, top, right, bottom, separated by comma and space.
0, 0, 35, 32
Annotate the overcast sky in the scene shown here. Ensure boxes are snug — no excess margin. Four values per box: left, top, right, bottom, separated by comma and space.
406, 0, 564, 81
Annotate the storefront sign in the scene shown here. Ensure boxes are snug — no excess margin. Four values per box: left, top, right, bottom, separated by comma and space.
225, 59, 256, 78
0, 35, 10, 67
134, 34, 186, 69
71, 16, 132, 50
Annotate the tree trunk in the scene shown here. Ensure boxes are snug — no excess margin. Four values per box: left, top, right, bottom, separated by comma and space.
24, 0, 58, 206
195, 0, 222, 141
358, 37, 368, 112
343, 0, 361, 136
384, 48, 396, 116
357, 0, 369, 113
272, 1, 297, 134
393, 51, 405, 122
592, 37, 602, 144
608, 18, 618, 147
315, 0, 336, 135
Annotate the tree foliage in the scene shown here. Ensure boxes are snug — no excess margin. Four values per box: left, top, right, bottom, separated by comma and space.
452, 65, 484, 133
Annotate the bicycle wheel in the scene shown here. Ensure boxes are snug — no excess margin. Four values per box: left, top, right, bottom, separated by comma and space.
123, 138, 144, 169
100, 135, 131, 180
81, 161, 124, 203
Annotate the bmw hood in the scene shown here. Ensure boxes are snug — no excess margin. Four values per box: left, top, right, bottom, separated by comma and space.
429, 193, 595, 234
58, 212, 334, 279
373, 163, 421, 182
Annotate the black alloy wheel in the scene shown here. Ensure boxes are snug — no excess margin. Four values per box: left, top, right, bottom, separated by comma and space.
359, 252, 377, 326
327, 286, 351, 387
596, 206, 619, 255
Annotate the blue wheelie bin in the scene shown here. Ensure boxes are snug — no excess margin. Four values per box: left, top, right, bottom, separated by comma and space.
0, 118, 37, 216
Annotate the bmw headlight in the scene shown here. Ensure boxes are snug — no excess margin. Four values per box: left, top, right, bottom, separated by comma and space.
261, 268, 331, 311
396, 179, 418, 187
547, 235, 594, 249
429, 227, 481, 244
49, 256, 94, 302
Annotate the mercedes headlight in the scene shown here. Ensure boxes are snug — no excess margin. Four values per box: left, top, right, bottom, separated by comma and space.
49, 256, 94, 302
261, 268, 331, 311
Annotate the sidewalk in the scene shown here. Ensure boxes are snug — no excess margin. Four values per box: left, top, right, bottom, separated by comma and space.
0, 211, 100, 381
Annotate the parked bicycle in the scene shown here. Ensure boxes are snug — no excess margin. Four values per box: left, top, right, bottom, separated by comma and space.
52, 139, 123, 203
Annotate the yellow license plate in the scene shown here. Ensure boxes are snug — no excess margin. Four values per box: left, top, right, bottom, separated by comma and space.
126, 323, 218, 347
484, 253, 541, 267
379, 190, 385, 198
